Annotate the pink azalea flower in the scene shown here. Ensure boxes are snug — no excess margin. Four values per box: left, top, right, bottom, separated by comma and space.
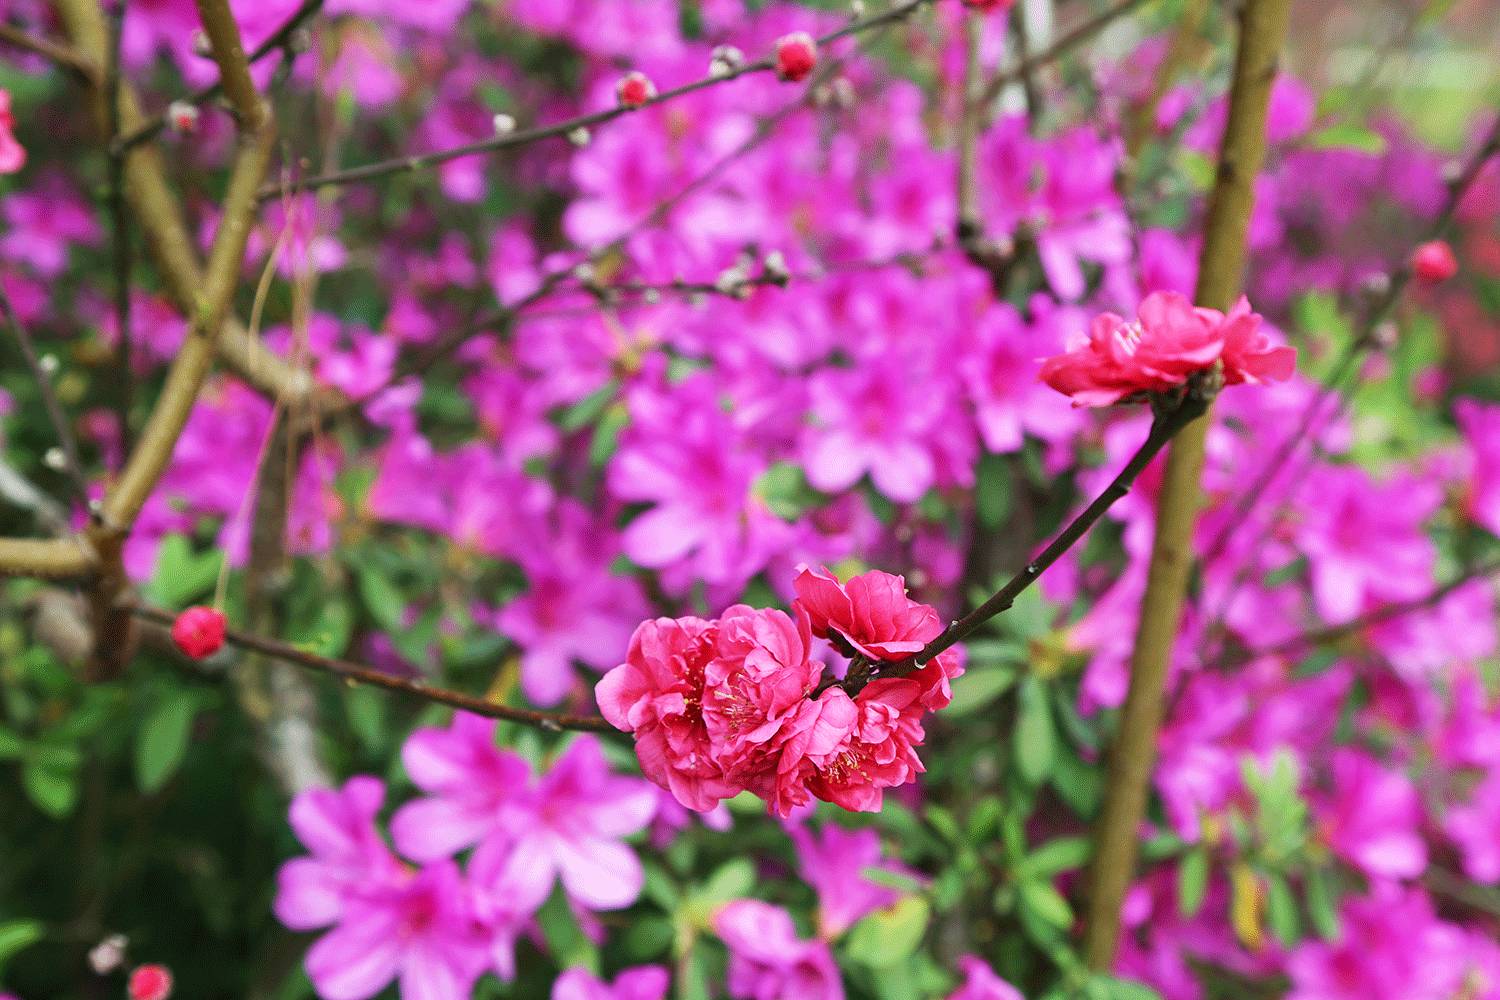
0, 177, 102, 276
596, 615, 745, 812
1456, 398, 1500, 536
0, 88, 24, 174
947, 955, 1024, 1000
303, 860, 491, 1000
961, 303, 1086, 454
1315, 748, 1426, 881
468, 735, 657, 914
1039, 292, 1293, 407
792, 565, 941, 662
275, 777, 406, 932
713, 900, 845, 1000
1285, 885, 1474, 1000
389, 713, 532, 863
551, 965, 670, 1000
788, 822, 917, 938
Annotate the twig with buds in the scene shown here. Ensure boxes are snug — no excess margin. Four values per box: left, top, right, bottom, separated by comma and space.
131, 604, 615, 733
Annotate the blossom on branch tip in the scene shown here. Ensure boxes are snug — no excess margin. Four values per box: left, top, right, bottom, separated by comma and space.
170, 606, 227, 660
1038, 291, 1295, 407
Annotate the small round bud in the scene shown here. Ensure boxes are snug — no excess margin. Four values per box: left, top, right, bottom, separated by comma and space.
287, 27, 312, 55
709, 45, 745, 79
190, 29, 212, 58
1359, 271, 1391, 299
849, 0, 866, 16
88, 934, 127, 976
38, 353, 59, 375
1411, 240, 1458, 284
1369, 321, 1399, 351
170, 606, 227, 660
572, 262, 596, 284
1440, 159, 1465, 185
642, 288, 661, 305
43, 447, 65, 470
962, 0, 1017, 10
167, 101, 200, 135
615, 71, 656, 110
774, 32, 818, 83
762, 250, 788, 279
567, 126, 591, 148
492, 113, 516, 136
128, 964, 174, 1000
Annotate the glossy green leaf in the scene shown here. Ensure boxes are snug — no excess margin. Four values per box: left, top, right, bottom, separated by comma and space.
135, 689, 199, 794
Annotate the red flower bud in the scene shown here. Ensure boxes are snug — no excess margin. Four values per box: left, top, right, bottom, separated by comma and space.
170, 606, 226, 660
615, 71, 656, 109
774, 32, 818, 83
961, 0, 1015, 10
128, 964, 174, 1000
167, 100, 199, 134
1411, 240, 1457, 284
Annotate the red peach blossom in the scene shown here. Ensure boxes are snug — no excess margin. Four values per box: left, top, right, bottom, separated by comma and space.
792, 565, 942, 661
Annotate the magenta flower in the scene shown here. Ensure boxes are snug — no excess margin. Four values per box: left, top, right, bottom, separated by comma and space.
596, 615, 745, 812
1316, 748, 1426, 881
0, 176, 102, 276
713, 900, 845, 1000
787, 822, 917, 938
1456, 398, 1500, 536
551, 965, 670, 1000
275, 777, 405, 932
1039, 292, 1294, 407
947, 955, 1024, 1000
0, 88, 24, 174
792, 565, 941, 661
961, 303, 1085, 454
704, 605, 822, 784
1444, 770, 1500, 883
303, 860, 491, 1000
390, 713, 532, 863
468, 735, 657, 913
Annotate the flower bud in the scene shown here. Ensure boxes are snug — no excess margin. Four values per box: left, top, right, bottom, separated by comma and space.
567, 126, 591, 148
709, 45, 745, 79
615, 71, 656, 109
88, 934, 127, 976
492, 113, 516, 136
167, 101, 199, 134
774, 32, 818, 83
1411, 240, 1457, 284
170, 606, 226, 660
127, 964, 173, 1000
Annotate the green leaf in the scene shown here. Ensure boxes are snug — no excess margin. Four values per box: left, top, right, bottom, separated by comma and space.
944, 666, 1017, 717
345, 685, 388, 756
1018, 880, 1073, 929
1305, 866, 1340, 940
537, 888, 597, 971
589, 404, 630, 466
976, 453, 1014, 529
697, 859, 755, 907
556, 380, 618, 431
1177, 847, 1208, 917
1013, 676, 1057, 786
21, 753, 79, 818
0, 726, 23, 759
1307, 122, 1387, 155
1093, 977, 1165, 1000
754, 462, 820, 520
356, 565, 406, 631
845, 896, 930, 968
146, 534, 223, 607
0, 919, 43, 973
861, 866, 928, 895
135, 689, 199, 794
1265, 871, 1300, 947
1019, 836, 1092, 879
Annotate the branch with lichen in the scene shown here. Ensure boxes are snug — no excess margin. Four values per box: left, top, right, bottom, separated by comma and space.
1082, 0, 1293, 971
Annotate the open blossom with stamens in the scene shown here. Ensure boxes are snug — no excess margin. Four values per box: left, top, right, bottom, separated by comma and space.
1038, 290, 1295, 406
597, 568, 960, 817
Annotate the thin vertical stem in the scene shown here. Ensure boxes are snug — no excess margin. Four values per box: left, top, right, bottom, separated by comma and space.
1082, 0, 1294, 971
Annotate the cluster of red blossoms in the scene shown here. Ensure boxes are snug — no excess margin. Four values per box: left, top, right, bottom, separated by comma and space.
1038, 290, 1295, 407
596, 567, 962, 816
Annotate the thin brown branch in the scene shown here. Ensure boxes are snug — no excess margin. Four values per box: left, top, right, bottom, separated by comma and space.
974, 0, 1150, 111
258, 0, 936, 202
54, 0, 319, 406
0, 22, 97, 80
0, 283, 93, 512
130, 604, 614, 733
841, 380, 1215, 696
110, 0, 321, 154
1083, 0, 1293, 971
1214, 559, 1500, 669
1195, 111, 1500, 574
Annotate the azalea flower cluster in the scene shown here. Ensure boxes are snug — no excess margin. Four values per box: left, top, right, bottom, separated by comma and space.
597, 566, 963, 816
